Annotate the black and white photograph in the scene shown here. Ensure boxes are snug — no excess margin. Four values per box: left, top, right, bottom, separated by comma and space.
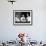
13, 10, 32, 25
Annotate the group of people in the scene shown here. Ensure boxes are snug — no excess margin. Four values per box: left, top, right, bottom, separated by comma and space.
15, 13, 31, 23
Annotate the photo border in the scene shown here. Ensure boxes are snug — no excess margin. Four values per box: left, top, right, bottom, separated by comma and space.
13, 10, 33, 26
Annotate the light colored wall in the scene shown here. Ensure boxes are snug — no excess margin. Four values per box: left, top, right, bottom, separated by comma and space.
0, 0, 46, 42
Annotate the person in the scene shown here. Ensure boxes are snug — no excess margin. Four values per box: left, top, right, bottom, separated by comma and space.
26, 13, 31, 22
15, 15, 20, 22
21, 14, 26, 22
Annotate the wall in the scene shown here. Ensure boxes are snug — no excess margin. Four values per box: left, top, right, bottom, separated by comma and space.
0, 0, 46, 42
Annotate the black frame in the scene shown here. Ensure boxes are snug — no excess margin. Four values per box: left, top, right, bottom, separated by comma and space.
13, 10, 33, 26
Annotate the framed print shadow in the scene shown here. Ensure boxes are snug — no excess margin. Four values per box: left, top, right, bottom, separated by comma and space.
13, 10, 33, 26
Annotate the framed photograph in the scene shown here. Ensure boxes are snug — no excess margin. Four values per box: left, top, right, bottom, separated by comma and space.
13, 10, 33, 25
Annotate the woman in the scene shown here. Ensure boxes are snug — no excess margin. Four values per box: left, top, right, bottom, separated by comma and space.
26, 13, 31, 22
21, 14, 26, 22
